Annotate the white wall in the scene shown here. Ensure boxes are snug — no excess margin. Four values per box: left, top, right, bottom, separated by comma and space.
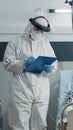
0, 0, 72, 36
0, 63, 10, 130
0, 0, 49, 26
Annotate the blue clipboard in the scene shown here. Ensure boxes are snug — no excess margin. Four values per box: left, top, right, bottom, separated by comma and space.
24, 56, 57, 73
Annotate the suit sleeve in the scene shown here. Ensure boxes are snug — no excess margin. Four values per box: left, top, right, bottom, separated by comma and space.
3, 38, 26, 73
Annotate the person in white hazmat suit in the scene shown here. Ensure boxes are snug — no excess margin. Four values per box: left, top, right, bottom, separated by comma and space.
3, 12, 58, 130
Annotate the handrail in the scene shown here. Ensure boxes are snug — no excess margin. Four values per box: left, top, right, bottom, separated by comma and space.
60, 103, 73, 130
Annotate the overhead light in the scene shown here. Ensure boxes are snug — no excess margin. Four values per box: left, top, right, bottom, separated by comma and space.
48, 9, 71, 13
55, 9, 71, 13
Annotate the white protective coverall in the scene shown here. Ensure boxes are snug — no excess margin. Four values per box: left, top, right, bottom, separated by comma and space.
3, 23, 58, 130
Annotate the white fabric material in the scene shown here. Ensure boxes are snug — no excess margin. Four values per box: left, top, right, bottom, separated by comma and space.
33, 8, 48, 20
3, 23, 58, 130
30, 29, 43, 41
35, 18, 48, 27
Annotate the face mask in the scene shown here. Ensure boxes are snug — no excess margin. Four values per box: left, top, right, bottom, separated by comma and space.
30, 29, 42, 41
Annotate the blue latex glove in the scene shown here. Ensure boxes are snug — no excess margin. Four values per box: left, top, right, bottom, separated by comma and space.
25, 56, 35, 67
42, 64, 53, 73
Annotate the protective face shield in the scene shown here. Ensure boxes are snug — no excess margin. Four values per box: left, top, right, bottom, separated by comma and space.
30, 29, 43, 41
29, 16, 50, 32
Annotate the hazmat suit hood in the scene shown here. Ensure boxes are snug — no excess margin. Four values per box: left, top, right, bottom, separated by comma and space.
22, 9, 51, 39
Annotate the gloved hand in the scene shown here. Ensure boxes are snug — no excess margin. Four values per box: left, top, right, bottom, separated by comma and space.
42, 64, 53, 73
25, 56, 35, 67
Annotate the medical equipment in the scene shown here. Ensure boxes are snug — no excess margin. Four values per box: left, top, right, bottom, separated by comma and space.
23, 56, 56, 73
25, 56, 35, 67
42, 64, 53, 73
60, 103, 73, 130
29, 16, 50, 32
30, 29, 43, 40
56, 70, 73, 130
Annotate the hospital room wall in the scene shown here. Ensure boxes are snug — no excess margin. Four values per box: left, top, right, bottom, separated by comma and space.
0, 0, 71, 33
